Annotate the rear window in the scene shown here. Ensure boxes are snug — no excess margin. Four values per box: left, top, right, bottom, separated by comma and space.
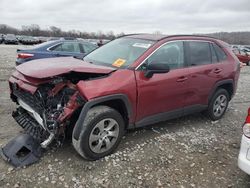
30, 41, 58, 50
81, 43, 97, 53
212, 43, 227, 61
187, 41, 211, 66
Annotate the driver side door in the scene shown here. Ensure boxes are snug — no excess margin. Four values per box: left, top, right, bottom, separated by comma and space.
135, 41, 189, 126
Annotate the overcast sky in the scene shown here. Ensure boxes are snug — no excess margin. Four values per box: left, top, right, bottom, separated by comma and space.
0, 0, 250, 34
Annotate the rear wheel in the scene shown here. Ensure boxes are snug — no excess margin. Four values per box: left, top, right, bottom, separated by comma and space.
73, 105, 125, 160
247, 61, 250, 66
206, 88, 229, 121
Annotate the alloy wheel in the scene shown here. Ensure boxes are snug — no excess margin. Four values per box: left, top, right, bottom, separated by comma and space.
89, 118, 119, 154
213, 94, 228, 117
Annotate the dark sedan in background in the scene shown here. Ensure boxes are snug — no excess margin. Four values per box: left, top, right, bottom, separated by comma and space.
16, 40, 98, 65
4, 34, 18, 44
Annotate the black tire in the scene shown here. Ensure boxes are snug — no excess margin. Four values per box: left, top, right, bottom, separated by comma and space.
206, 88, 229, 121
72, 105, 125, 160
247, 61, 250, 66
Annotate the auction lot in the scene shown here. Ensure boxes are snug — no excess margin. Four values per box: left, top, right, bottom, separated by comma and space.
0, 44, 250, 188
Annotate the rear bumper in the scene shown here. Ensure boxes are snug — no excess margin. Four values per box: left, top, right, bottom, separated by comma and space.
238, 135, 250, 174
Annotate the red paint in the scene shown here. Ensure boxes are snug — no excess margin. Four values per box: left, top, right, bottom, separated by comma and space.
16, 56, 115, 79
48, 82, 76, 97
135, 68, 188, 121
58, 91, 81, 122
9, 35, 240, 125
76, 69, 137, 122
246, 108, 250, 124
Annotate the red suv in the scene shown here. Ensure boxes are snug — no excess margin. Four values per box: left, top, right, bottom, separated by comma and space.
6, 34, 240, 161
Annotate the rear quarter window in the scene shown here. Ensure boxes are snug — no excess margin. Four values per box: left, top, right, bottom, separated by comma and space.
81, 43, 97, 53
212, 43, 227, 62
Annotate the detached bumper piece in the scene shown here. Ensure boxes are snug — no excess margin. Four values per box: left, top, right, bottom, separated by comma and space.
0, 134, 42, 167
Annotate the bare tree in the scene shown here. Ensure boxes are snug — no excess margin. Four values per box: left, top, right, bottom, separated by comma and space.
1, 24, 249, 44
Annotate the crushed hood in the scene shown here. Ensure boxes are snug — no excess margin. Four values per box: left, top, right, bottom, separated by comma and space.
16, 57, 116, 79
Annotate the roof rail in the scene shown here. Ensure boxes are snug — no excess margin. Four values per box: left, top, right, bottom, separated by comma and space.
116, 33, 146, 38
117, 33, 220, 41
159, 34, 219, 41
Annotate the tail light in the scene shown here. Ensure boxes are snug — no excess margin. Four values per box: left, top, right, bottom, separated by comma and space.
246, 108, 250, 123
17, 53, 34, 59
243, 108, 250, 138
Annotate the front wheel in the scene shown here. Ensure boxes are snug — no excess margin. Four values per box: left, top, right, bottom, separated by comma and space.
72, 105, 125, 160
206, 88, 229, 121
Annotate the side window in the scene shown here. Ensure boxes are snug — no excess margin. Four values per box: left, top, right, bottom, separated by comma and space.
212, 43, 227, 62
81, 43, 97, 53
145, 41, 184, 70
52, 42, 81, 53
187, 41, 211, 66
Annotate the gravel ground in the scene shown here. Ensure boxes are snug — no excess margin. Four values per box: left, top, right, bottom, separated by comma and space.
0, 44, 250, 188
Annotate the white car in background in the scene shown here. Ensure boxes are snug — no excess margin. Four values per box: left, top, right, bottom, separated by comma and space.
238, 108, 250, 174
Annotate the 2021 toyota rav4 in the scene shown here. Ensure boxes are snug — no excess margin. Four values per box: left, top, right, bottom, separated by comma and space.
6, 34, 240, 160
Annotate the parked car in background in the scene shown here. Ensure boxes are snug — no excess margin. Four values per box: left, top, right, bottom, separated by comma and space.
16, 40, 98, 65
87, 39, 100, 45
16, 35, 23, 42
36, 36, 48, 43
47, 37, 60, 41
240, 47, 250, 55
19, 36, 40, 45
238, 108, 250, 174
4, 34, 18, 44
0, 34, 4, 43
232, 49, 250, 66
60, 37, 76, 40
5, 34, 240, 163
97, 39, 110, 47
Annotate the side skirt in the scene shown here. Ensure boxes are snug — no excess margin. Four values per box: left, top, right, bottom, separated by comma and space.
134, 104, 207, 128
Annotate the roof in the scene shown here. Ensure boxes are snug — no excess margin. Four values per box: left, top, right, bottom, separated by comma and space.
124, 33, 219, 41
125, 34, 168, 41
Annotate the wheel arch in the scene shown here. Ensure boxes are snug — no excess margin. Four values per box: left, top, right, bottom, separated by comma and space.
72, 94, 132, 141
208, 79, 234, 103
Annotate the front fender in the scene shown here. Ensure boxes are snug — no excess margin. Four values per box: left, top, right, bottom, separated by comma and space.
72, 94, 132, 140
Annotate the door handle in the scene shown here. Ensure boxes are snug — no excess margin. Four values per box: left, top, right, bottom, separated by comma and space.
177, 76, 188, 82
214, 68, 222, 74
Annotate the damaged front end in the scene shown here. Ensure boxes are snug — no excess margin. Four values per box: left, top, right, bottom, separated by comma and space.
1, 73, 91, 167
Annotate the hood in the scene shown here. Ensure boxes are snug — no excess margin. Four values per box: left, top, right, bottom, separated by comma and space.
16, 57, 116, 79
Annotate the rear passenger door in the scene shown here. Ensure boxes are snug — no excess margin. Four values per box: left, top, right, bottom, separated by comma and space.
184, 40, 227, 111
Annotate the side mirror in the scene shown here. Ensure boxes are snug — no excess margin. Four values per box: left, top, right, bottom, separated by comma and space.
144, 62, 170, 78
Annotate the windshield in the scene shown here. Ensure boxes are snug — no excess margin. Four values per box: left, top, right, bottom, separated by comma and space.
83, 38, 155, 68
6, 34, 16, 39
